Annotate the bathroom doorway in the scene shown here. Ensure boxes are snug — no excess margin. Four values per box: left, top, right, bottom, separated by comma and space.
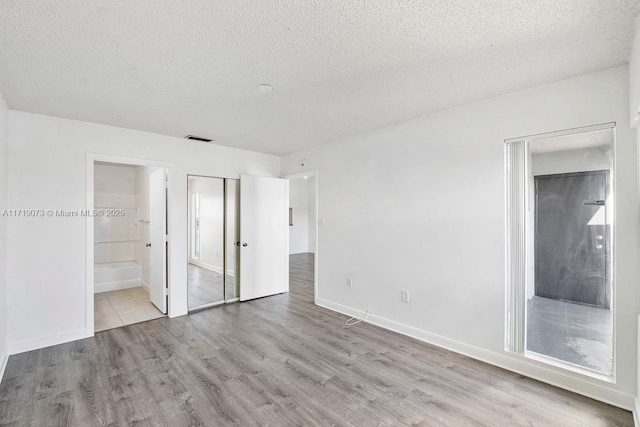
88, 157, 171, 333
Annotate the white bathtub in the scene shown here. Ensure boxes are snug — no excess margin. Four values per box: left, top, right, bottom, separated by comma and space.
94, 261, 142, 293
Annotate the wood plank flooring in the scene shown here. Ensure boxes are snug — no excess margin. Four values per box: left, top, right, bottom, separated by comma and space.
0, 253, 633, 426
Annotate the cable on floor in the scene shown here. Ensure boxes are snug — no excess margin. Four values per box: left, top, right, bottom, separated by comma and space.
345, 309, 370, 326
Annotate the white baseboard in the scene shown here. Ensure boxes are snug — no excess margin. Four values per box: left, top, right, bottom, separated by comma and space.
316, 297, 635, 411
95, 279, 141, 293
188, 260, 223, 274
140, 280, 150, 293
634, 397, 640, 427
0, 351, 8, 383
8, 328, 87, 355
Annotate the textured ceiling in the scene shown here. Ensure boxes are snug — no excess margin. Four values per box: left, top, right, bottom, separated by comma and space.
0, 1, 638, 155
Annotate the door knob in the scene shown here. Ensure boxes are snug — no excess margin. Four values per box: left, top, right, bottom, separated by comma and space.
242, 243, 248, 247
146, 243, 151, 247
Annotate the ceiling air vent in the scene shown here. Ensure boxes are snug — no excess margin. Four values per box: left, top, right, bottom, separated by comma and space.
185, 135, 213, 143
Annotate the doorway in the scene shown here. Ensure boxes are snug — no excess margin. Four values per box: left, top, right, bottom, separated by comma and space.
187, 175, 239, 311
91, 161, 169, 332
285, 171, 318, 302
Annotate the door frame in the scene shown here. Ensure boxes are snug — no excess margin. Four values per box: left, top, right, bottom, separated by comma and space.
86, 153, 175, 337
505, 122, 618, 383
283, 170, 319, 304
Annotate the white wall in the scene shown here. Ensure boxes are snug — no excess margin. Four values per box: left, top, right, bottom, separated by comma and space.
289, 178, 309, 254
532, 146, 612, 176
0, 94, 9, 379
630, 16, 640, 127
307, 176, 317, 254
281, 66, 638, 408
188, 176, 224, 271
94, 164, 137, 264
6, 112, 279, 354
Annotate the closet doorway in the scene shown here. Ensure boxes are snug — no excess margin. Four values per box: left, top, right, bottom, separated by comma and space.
187, 175, 239, 311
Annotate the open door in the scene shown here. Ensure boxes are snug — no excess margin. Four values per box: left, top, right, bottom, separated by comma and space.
149, 169, 167, 313
240, 175, 288, 301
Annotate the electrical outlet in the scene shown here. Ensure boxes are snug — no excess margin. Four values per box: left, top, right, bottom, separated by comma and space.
346, 278, 352, 287
401, 290, 409, 303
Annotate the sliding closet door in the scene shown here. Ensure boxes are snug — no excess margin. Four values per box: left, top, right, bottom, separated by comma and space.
187, 176, 225, 309
239, 175, 288, 301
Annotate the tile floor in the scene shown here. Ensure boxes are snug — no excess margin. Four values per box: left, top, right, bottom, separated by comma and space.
94, 286, 164, 332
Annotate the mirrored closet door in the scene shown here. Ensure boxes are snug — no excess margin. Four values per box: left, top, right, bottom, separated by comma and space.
187, 175, 239, 311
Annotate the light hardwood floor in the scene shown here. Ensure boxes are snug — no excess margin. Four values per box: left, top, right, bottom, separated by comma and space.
0, 253, 633, 426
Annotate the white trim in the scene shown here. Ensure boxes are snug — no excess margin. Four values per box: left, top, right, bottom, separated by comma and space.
284, 179, 290, 293
9, 328, 87, 355
524, 350, 614, 383
316, 297, 635, 411
631, 108, 639, 129
94, 279, 141, 293
141, 280, 150, 293
505, 122, 616, 144
86, 153, 176, 337
633, 397, 640, 427
189, 300, 225, 312
188, 259, 223, 274
0, 352, 8, 383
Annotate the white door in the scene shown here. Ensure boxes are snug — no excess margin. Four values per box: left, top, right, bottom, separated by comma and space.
149, 169, 167, 313
240, 175, 288, 301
